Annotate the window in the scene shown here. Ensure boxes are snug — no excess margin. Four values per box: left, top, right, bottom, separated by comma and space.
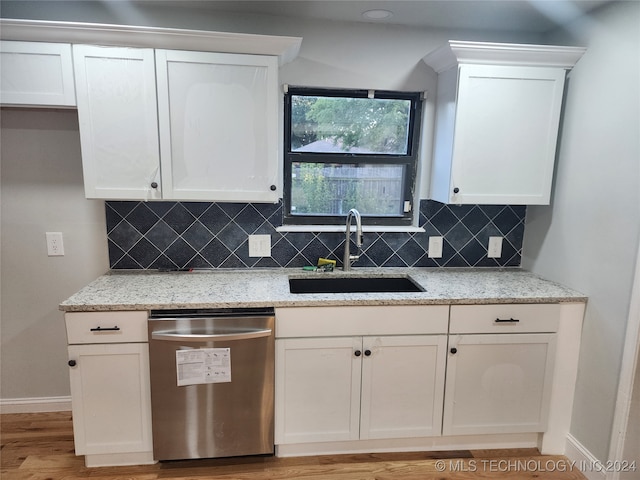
284, 88, 422, 226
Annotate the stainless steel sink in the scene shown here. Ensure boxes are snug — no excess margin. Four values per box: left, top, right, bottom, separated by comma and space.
288, 276, 424, 294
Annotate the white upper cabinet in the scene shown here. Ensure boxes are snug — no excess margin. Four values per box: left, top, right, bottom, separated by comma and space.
155, 50, 279, 202
73, 45, 161, 200
74, 46, 280, 202
0, 41, 76, 107
2, 22, 300, 202
424, 41, 585, 205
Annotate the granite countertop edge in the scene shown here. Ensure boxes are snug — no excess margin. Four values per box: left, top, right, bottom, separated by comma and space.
59, 268, 588, 312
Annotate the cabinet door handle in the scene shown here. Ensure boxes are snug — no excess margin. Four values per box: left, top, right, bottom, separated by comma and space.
152, 329, 271, 342
150, 182, 158, 189
450, 347, 457, 354
364, 349, 372, 357
68, 360, 77, 367
495, 318, 520, 323
354, 350, 362, 357
453, 187, 460, 194
90, 326, 120, 332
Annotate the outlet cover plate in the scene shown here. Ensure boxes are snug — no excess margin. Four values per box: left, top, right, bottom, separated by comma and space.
488, 236, 503, 258
248, 234, 271, 257
46, 232, 64, 256
428, 236, 443, 258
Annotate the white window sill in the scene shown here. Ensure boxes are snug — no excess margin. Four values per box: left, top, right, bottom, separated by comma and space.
276, 225, 425, 233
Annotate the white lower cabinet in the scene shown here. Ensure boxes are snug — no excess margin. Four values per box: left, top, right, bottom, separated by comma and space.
443, 304, 559, 436
360, 335, 447, 439
443, 333, 556, 435
274, 305, 449, 445
275, 302, 577, 455
276, 336, 362, 444
61, 301, 582, 464
276, 335, 447, 444
65, 311, 154, 467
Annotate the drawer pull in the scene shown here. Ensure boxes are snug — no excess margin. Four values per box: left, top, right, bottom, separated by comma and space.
90, 326, 120, 332
495, 318, 520, 323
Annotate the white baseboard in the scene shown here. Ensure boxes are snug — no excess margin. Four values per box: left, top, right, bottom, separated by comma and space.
565, 434, 607, 480
0, 396, 72, 414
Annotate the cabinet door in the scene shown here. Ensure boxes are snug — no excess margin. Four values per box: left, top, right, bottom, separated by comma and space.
156, 49, 279, 202
360, 335, 446, 439
73, 45, 161, 199
275, 337, 362, 444
1, 41, 76, 107
450, 65, 566, 205
443, 333, 556, 435
68, 343, 153, 455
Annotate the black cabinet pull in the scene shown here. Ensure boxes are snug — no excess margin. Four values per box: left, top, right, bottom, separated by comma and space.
150, 182, 158, 189
495, 318, 520, 323
354, 350, 362, 357
450, 347, 457, 354
453, 187, 460, 194
90, 326, 120, 332
68, 360, 76, 367
364, 349, 372, 357
270, 185, 277, 191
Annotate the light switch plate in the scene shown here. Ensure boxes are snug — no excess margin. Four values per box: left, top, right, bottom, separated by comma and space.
488, 236, 503, 258
428, 236, 443, 258
248, 234, 271, 257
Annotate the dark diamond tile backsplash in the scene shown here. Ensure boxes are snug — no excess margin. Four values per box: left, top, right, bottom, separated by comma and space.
106, 200, 526, 270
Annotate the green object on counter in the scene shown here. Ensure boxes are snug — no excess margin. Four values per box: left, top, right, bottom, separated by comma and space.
302, 266, 317, 271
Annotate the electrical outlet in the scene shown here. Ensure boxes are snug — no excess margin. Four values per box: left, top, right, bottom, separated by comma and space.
248, 234, 271, 257
46, 232, 65, 256
488, 236, 503, 258
428, 236, 443, 258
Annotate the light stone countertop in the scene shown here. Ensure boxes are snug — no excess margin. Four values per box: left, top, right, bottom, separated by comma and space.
59, 268, 587, 312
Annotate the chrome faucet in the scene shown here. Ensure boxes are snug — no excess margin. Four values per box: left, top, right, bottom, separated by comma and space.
343, 208, 363, 271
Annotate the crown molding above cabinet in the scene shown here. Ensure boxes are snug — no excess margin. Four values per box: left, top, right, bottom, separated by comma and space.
0, 18, 302, 66
423, 40, 586, 73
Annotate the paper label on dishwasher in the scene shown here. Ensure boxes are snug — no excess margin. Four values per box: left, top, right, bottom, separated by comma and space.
176, 348, 231, 386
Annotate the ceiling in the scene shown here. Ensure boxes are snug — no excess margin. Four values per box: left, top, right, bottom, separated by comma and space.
145, 0, 613, 33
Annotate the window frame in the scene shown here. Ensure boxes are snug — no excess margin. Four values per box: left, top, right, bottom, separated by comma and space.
283, 87, 423, 227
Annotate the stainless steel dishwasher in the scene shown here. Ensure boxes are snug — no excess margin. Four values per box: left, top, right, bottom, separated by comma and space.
148, 308, 274, 461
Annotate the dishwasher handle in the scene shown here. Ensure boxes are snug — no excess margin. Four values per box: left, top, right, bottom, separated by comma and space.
151, 329, 272, 343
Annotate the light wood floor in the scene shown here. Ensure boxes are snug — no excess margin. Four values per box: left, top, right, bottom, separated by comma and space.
1, 412, 587, 480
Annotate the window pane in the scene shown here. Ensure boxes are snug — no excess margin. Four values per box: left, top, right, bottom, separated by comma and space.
290, 162, 405, 216
291, 96, 411, 154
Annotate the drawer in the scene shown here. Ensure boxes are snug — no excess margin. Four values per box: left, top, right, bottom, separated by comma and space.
65, 311, 148, 344
275, 305, 449, 338
450, 304, 560, 334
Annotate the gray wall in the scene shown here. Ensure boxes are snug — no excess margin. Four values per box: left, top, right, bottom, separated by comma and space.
523, 0, 640, 462
1, 109, 109, 399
